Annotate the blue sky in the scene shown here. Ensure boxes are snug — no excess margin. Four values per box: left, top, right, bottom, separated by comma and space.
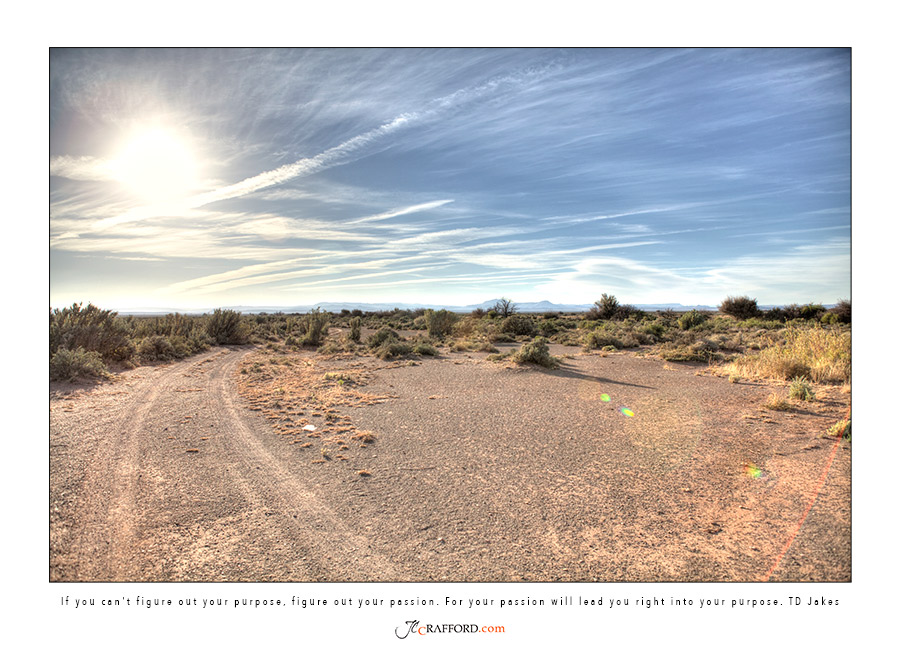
49, 48, 850, 310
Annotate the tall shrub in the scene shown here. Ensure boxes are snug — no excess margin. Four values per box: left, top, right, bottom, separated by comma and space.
206, 308, 250, 344
50, 303, 134, 361
424, 309, 458, 338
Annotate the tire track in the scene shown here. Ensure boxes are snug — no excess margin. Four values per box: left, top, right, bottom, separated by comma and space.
207, 351, 398, 581
52, 346, 397, 581
61, 356, 203, 580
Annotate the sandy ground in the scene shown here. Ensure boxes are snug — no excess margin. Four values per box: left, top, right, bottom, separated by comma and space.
49, 344, 850, 582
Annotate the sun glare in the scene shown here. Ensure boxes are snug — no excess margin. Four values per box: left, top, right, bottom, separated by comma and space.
112, 127, 198, 203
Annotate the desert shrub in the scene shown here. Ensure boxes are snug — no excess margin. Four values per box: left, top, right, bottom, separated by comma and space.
424, 309, 458, 339
511, 336, 560, 368
537, 319, 558, 337
50, 347, 109, 381
677, 310, 709, 330
137, 335, 176, 361
780, 304, 802, 321
500, 314, 535, 336
451, 315, 478, 339
614, 304, 644, 321
738, 317, 784, 331
551, 330, 581, 346
412, 342, 439, 356
619, 333, 641, 348
719, 296, 759, 320
372, 339, 412, 360
587, 294, 619, 320
656, 309, 677, 325
318, 340, 356, 355
799, 303, 826, 322
298, 308, 329, 346
365, 328, 412, 359
348, 316, 362, 342
639, 322, 666, 340
789, 376, 816, 401
207, 309, 251, 344
50, 303, 135, 361
584, 330, 624, 350
658, 342, 717, 362
367, 328, 400, 348
825, 299, 851, 324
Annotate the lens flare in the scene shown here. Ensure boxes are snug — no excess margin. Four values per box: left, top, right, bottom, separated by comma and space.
620, 407, 634, 417
745, 463, 762, 478
600, 393, 611, 402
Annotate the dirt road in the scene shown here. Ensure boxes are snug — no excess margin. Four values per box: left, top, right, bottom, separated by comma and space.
50, 347, 395, 581
50, 345, 850, 581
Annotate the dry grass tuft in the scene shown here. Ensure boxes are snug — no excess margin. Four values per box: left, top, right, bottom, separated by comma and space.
726, 326, 849, 384
762, 393, 792, 412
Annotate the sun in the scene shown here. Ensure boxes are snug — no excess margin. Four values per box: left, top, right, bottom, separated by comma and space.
112, 127, 198, 203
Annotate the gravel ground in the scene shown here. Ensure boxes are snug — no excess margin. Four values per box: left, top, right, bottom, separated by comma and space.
49, 344, 850, 582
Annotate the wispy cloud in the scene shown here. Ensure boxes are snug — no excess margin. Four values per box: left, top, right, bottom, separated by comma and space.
50, 155, 118, 182
50, 49, 850, 308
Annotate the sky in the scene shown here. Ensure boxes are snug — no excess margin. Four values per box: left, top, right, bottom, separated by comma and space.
49, 48, 851, 311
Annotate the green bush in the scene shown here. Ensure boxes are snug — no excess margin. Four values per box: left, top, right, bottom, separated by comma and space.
207, 309, 251, 344
512, 336, 560, 368
719, 296, 759, 320
678, 310, 709, 330
587, 294, 619, 320
789, 376, 816, 401
348, 316, 362, 342
413, 342, 438, 356
50, 303, 134, 361
373, 339, 412, 360
298, 308, 329, 346
824, 299, 851, 324
537, 319, 558, 337
50, 347, 109, 381
500, 314, 535, 336
658, 342, 716, 362
137, 335, 176, 361
800, 303, 826, 322
367, 328, 400, 348
584, 330, 624, 350
639, 322, 666, 339
424, 309, 458, 339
